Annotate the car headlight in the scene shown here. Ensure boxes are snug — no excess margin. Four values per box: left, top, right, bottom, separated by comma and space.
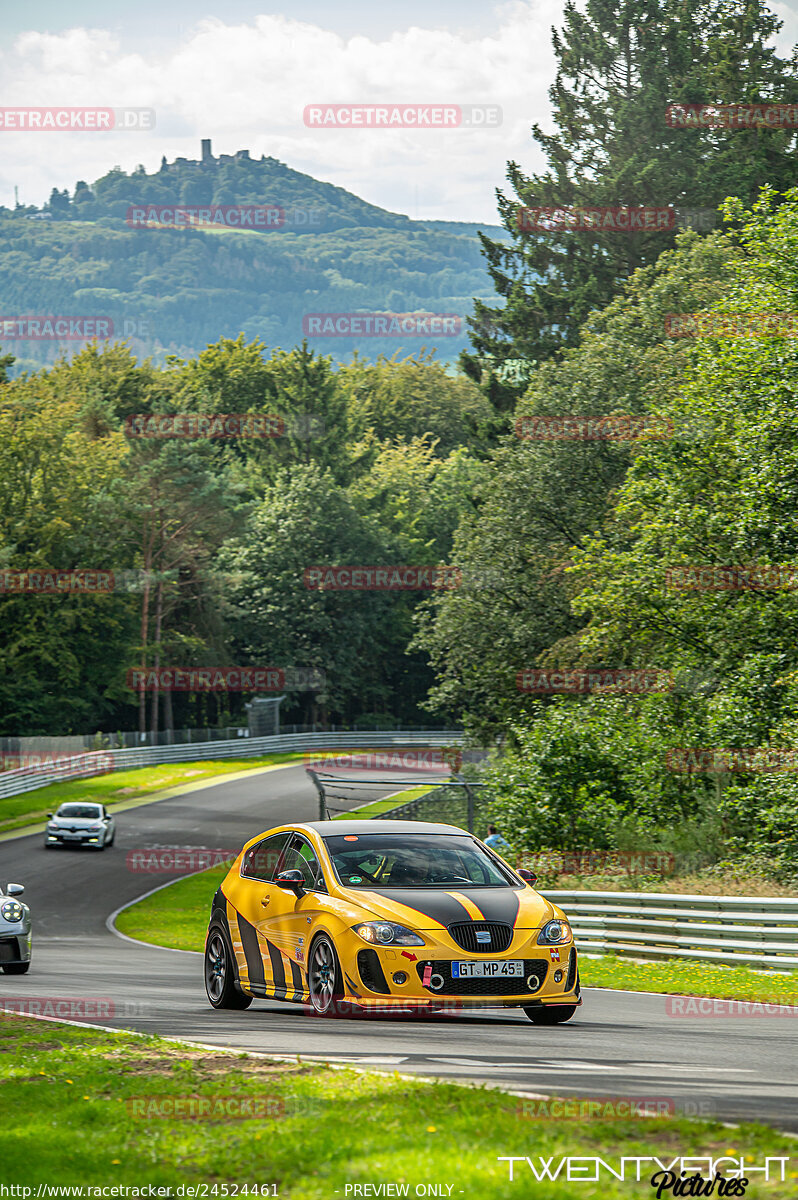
87, 825, 102, 831
47, 823, 58, 830
0, 901, 24, 923
353, 921, 424, 947
537, 919, 571, 945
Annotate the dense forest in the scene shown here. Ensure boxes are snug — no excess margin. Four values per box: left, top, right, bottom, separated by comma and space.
4, 0, 798, 884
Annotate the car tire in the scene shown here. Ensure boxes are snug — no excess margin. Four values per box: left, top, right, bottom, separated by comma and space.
2, 962, 30, 975
308, 933, 345, 1017
204, 923, 252, 1010
523, 1003, 578, 1024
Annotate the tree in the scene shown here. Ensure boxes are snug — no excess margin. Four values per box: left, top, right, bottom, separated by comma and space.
217, 465, 405, 724
465, 0, 798, 403
416, 228, 736, 736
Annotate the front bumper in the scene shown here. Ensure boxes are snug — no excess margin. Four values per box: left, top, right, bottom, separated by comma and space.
349, 942, 580, 1008
46, 831, 102, 845
0, 933, 31, 965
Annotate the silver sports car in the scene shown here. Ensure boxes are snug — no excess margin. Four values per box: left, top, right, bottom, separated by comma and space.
0, 883, 31, 974
44, 802, 116, 850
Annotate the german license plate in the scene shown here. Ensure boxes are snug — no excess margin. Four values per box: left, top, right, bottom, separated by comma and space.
451, 960, 523, 978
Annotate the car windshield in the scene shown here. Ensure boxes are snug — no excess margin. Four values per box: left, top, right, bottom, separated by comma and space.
323, 833, 516, 888
56, 804, 102, 819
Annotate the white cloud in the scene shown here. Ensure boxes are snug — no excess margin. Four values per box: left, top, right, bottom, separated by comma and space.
0, 1, 560, 221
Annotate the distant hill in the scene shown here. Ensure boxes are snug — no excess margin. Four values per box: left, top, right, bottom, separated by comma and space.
0, 143, 507, 372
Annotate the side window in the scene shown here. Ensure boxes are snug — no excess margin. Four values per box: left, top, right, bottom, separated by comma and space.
241, 833, 290, 881
280, 836, 326, 890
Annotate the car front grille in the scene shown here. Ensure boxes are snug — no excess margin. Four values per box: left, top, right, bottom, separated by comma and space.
0, 939, 19, 962
447, 922, 513, 953
416, 958, 549, 996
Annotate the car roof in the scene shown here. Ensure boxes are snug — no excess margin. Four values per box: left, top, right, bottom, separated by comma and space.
298, 820, 469, 836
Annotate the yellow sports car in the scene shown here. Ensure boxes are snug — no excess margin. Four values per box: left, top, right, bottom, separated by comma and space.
204, 819, 581, 1023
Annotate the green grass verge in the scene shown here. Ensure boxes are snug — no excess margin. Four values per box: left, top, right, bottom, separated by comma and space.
0, 756, 304, 835
115, 866, 798, 1002
585, 954, 797, 1004
332, 783, 439, 819
115, 865, 228, 951
3, 1014, 795, 1196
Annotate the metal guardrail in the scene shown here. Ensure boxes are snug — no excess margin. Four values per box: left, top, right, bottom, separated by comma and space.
544, 890, 798, 971
0, 731, 465, 802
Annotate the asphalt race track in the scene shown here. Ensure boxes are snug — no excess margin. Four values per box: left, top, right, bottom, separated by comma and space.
1, 764, 796, 1132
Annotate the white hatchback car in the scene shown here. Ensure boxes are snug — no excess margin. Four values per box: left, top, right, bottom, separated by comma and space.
44, 802, 116, 850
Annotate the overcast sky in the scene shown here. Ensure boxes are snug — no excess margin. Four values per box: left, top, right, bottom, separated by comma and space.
2, 0, 798, 223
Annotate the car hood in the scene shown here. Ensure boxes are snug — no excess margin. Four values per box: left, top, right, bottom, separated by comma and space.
51, 816, 102, 827
341, 885, 556, 930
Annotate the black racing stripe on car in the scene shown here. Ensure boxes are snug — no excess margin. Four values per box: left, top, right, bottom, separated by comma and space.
266, 939, 286, 990
288, 957, 304, 1000
367, 888, 521, 927
237, 913, 266, 988
345, 972, 362, 1000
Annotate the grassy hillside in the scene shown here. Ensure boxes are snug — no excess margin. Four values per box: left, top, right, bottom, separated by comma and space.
1, 150, 507, 371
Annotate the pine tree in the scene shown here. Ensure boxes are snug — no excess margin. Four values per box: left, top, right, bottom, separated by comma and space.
465, 0, 798, 407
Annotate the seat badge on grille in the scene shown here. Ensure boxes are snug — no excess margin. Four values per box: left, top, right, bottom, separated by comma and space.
475, 930, 491, 943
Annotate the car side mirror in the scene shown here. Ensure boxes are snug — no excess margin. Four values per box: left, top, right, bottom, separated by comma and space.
518, 869, 537, 887
47, 813, 53, 819
6, 884, 24, 896
275, 869, 306, 896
